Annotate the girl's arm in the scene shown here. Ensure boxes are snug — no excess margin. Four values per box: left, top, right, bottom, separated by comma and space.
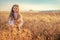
18, 14, 24, 27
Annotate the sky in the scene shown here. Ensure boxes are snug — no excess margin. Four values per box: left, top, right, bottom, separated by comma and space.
0, 0, 60, 11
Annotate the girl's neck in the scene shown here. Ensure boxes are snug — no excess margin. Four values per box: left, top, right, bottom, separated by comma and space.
14, 12, 17, 14
14, 12, 18, 13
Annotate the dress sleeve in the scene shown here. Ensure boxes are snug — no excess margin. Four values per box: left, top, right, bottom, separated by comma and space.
8, 17, 14, 27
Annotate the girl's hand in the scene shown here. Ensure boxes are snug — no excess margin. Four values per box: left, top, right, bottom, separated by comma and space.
14, 20, 18, 25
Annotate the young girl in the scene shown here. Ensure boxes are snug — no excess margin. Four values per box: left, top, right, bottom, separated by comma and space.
8, 4, 24, 30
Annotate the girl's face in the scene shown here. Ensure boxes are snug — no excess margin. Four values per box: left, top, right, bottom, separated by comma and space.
13, 6, 19, 13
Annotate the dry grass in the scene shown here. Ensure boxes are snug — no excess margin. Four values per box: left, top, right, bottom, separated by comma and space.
0, 11, 60, 40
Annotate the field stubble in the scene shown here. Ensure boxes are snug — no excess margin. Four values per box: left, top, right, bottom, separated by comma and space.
0, 11, 60, 40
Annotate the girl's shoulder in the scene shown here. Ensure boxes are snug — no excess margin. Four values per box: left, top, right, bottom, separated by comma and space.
8, 16, 14, 20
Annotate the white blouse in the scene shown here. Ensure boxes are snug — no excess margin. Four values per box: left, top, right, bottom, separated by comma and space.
14, 13, 18, 19
8, 13, 24, 27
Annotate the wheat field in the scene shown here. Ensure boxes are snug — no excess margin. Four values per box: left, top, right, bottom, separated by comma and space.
0, 11, 60, 40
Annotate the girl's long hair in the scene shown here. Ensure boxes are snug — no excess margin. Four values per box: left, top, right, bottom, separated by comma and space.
9, 4, 20, 20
